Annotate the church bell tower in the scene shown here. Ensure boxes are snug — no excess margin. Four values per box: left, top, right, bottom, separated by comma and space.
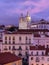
19, 12, 31, 29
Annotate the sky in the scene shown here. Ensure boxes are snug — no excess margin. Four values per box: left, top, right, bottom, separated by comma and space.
0, 0, 49, 25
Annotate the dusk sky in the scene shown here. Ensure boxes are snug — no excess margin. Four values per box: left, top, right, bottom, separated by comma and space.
0, 0, 49, 25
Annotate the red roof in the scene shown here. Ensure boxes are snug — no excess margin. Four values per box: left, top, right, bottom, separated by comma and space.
0, 52, 21, 64
30, 45, 45, 50
4, 29, 49, 34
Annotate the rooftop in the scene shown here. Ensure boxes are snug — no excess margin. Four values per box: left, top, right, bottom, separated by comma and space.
30, 45, 45, 50
0, 52, 21, 64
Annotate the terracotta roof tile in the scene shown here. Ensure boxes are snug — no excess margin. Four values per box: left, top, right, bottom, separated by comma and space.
0, 52, 21, 64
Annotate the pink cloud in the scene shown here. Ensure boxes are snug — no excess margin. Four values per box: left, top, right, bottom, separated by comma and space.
7, 0, 49, 15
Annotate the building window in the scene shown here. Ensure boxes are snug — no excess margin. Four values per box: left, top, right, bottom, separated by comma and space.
26, 36, 27, 40
31, 57, 33, 60
36, 52, 38, 55
12, 37, 15, 44
13, 41, 15, 44
5, 36, 7, 40
9, 46, 11, 50
5, 41, 7, 44
47, 45, 49, 48
42, 52, 44, 55
12, 46, 16, 50
25, 52, 28, 58
19, 36, 21, 41
26, 36, 28, 43
9, 36, 11, 40
36, 57, 40, 62
19, 46, 22, 50
13, 37, 15, 40
29, 38, 31, 44
31, 52, 33, 55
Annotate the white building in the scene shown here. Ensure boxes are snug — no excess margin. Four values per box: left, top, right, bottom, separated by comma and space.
31, 19, 49, 30
2, 30, 33, 58
29, 45, 49, 65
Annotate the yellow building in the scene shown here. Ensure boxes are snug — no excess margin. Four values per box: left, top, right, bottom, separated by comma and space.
0, 52, 22, 65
